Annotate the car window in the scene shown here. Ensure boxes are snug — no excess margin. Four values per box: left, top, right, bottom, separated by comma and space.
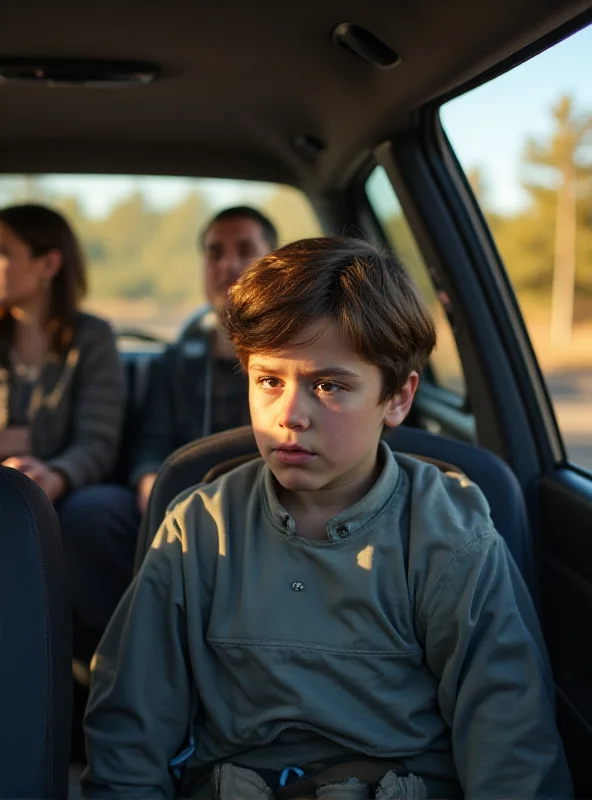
366, 166, 466, 396
0, 174, 321, 343
441, 23, 592, 473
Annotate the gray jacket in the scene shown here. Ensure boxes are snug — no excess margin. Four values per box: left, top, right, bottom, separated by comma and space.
83, 443, 572, 799
0, 312, 125, 489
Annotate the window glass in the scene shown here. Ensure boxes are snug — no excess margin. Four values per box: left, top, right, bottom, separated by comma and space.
0, 174, 320, 342
366, 166, 466, 396
441, 23, 592, 472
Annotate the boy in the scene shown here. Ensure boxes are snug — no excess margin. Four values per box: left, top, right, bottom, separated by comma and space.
83, 237, 572, 799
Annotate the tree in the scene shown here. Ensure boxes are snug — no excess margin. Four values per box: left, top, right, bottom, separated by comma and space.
523, 95, 592, 344
144, 191, 211, 304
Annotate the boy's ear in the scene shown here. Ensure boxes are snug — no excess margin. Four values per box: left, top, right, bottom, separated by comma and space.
383, 371, 419, 429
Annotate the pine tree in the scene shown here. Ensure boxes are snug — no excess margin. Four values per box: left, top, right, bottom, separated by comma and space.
523, 95, 592, 344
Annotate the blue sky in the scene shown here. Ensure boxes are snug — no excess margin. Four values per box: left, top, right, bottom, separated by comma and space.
4, 21, 591, 219
441, 22, 592, 213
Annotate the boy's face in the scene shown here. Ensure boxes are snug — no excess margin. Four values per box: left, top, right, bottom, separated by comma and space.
248, 318, 418, 499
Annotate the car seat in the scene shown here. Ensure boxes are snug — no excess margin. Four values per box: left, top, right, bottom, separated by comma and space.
0, 466, 72, 799
134, 425, 537, 601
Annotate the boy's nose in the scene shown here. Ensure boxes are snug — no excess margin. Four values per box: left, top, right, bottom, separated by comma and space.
277, 387, 310, 430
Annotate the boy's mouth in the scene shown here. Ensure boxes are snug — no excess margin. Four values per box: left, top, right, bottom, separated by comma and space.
273, 444, 316, 465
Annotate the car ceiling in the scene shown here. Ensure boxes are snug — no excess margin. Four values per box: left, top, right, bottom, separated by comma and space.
1, 0, 591, 194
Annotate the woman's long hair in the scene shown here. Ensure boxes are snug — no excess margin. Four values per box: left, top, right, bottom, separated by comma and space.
0, 204, 87, 361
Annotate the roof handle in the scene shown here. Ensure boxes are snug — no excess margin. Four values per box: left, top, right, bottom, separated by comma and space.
332, 23, 402, 70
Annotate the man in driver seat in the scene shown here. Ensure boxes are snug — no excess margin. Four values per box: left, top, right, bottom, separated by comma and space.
83, 237, 571, 799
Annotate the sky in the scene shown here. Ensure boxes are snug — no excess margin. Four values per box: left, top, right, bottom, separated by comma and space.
11, 174, 278, 219
3, 21, 591, 219
441, 22, 592, 213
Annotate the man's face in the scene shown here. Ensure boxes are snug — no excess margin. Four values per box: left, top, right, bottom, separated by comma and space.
203, 217, 271, 312
248, 318, 416, 502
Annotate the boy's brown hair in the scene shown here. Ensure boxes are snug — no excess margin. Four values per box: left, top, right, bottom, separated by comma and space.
223, 236, 437, 401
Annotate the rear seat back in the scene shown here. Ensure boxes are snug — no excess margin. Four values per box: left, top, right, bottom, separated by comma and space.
0, 466, 72, 798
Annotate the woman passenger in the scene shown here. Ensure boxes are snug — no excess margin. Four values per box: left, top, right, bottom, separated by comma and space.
0, 203, 124, 497
0, 205, 146, 764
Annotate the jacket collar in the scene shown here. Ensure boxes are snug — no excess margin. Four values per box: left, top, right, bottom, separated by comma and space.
262, 440, 401, 543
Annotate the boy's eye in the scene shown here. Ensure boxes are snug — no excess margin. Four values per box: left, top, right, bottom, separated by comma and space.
315, 380, 342, 395
258, 376, 282, 389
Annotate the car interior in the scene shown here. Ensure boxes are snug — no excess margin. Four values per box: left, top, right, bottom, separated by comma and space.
2, 1, 592, 797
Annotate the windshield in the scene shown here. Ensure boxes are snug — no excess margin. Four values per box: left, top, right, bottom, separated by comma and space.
0, 174, 320, 341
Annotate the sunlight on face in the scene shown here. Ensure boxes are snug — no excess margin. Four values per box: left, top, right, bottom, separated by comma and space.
248, 318, 403, 500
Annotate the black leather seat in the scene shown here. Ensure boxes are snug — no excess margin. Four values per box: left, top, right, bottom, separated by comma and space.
135, 425, 537, 600
0, 466, 71, 799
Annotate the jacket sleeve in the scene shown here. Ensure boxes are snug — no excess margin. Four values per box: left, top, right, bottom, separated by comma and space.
129, 348, 178, 486
46, 319, 125, 487
82, 515, 193, 798
420, 530, 573, 799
